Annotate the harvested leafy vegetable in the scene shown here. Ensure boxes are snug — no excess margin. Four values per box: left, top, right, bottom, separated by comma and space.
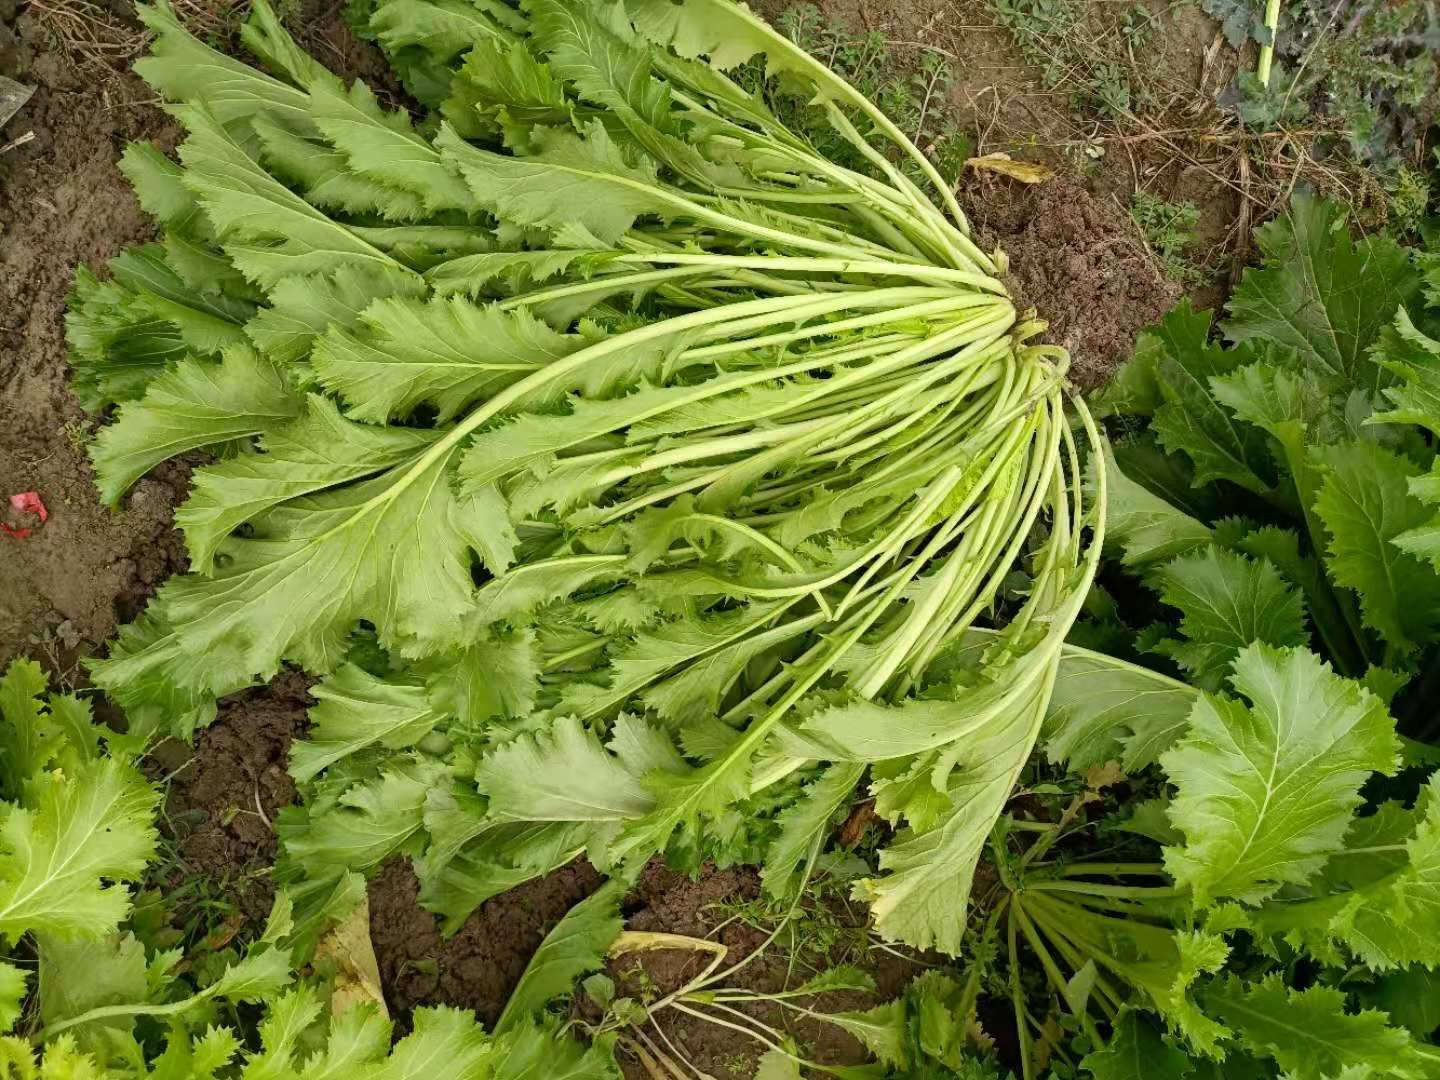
68, 0, 1103, 961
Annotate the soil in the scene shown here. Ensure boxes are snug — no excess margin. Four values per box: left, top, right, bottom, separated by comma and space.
146, 670, 313, 931
367, 856, 607, 1027
0, 0, 186, 676
751, 0, 1241, 337
610, 863, 924, 1079
963, 175, 1184, 388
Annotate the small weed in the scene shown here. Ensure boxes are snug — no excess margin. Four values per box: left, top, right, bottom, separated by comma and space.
708, 879, 874, 986
616, 961, 662, 1004
1388, 164, 1435, 238
744, 5, 975, 186
133, 834, 244, 954
60, 417, 91, 453
1129, 192, 1209, 285
988, 0, 1156, 119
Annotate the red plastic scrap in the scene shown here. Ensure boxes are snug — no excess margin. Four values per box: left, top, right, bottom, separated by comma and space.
2, 490, 47, 539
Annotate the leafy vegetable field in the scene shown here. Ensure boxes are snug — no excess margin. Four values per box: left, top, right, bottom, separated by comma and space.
1, 0, 1438, 1076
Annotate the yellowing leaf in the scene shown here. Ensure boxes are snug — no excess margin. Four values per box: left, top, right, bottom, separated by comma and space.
964, 153, 1054, 184
313, 894, 387, 1020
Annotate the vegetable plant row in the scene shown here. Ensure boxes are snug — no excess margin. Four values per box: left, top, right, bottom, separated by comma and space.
0, 0, 1437, 1074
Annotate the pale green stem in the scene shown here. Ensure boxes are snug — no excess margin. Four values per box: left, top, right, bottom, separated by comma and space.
1257, 0, 1282, 86
613, 251, 1005, 293
1025, 880, 1184, 899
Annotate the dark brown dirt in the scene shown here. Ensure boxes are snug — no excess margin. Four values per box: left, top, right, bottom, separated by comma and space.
0, 1, 187, 677
611, 863, 923, 1080
0, 0, 412, 677
964, 175, 1184, 388
365, 857, 922, 1077
367, 857, 608, 1027
146, 670, 313, 931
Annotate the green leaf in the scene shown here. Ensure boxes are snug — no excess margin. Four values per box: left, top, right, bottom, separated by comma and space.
555, 599, 796, 723
289, 664, 444, 783
628, 0, 857, 102
1209, 358, 1336, 443
97, 244, 255, 355
1224, 194, 1422, 395
436, 119, 667, 245
440, 36, 568, 140
134, 0, 312, 132
421, 631, 540, 729
0, 757, 158, 943
416, 815, 586, 933
244, 265, 425, 365
425, 250, 621, 299
303, 77, 474, 215
1153, 546, 1307, 687
761, 762, 864, 898
310, 297, 582, 424
1142, 301, 1276, 496
171, 393, 437, 572
794, 965, 879, 996
1329, 778, 1440, 971
495, 880, 622, 1033
89, 346, 300, 506
65, 243, 256, 412
529, 0, 735, 186
1250, 776, 1440, 971
1372, 306, 1440, 431
365, 0, 519, 62
1364, 308, 1440, 593
859, 688, 1051, 955
1369, 967, 1440, 1039
468, 556, 626, 632
119, 141, 203, 232
95, 427, 494, 717
477, 716, 654, 823
294, 1000, 390, 1076
0, 963, 28, 1034
376, 1004, 496, 1080
491, 1014, 620, 1080
206, 944, 294, 1003
610, 746, 751, 870
37, 933, 147, 1056
175, 103, 400, 287
820, 999, 907, 1069
241, 984, 325, 1075
1043, 646, 1197, 772
1206, 975, 1433, 1079
1313, 440, 1440, 652
1161, 643, 1399, 906
907, 969, 976, 1070
753, 1047, 803, 1080
1081, 1010, 1194, 1080
279, 757, 445, 875
0, 660, 55, 796
1094, 437, 1212, 577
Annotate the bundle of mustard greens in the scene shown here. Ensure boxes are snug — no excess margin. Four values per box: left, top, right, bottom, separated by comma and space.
69, 0, 1103, 953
